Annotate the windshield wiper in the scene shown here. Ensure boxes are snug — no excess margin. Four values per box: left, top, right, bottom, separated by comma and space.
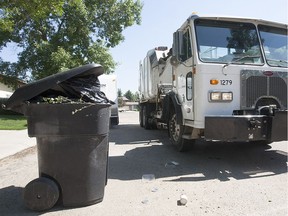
266, 58, 288, 67
222, 55, 261, 69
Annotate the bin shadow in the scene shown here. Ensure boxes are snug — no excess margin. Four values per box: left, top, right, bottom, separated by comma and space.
0, 186, 39, 216
0, 185, 87, 215
108, 124, 288, 182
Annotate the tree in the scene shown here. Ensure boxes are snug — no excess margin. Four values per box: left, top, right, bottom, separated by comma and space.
124, 90, 133, 101
134, 91, 139, 101
123, 90, 139, 102
117, 88, 123, 97
227, 27, 259, 53
117, 88, 124, 106
0, 0, 142, 87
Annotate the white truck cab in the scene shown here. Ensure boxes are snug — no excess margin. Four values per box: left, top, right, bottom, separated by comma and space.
139, 15, 287, 151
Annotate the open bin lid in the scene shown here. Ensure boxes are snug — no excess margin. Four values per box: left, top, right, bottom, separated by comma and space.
5, 64, 106, 114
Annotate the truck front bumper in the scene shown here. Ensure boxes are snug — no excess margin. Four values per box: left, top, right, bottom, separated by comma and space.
204, 110, 287, 142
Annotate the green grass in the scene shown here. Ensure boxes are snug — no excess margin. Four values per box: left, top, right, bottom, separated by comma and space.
0, 115, 27, 130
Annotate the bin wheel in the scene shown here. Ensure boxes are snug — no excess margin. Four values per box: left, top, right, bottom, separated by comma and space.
23, 177, 60, 211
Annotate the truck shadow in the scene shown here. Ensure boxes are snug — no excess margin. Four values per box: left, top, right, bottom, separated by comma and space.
108, 124, 288, 182
109, 124, 168, 145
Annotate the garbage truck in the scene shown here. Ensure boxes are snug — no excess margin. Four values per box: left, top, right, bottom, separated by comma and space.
139, 15, 288, 151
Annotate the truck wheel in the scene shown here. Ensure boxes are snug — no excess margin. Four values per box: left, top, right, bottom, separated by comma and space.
142, 105, 151, 129
111, 116, 119, 125
139, 107, 143, 127
168, 112, 191, 152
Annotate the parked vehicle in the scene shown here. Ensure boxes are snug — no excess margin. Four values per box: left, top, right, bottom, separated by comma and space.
99, 74, 119, 125
139, 15, 287, 151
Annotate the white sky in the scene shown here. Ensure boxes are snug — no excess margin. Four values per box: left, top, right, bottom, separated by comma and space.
111, 0, 288, 93
1, 0, 287, 93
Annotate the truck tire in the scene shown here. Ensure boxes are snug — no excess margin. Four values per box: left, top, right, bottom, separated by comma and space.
139, 106, 143, 127
111, 116, 119, 125
142, 105, 151, 129
168, 112, 191, 152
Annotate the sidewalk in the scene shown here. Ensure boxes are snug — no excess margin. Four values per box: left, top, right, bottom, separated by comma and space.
0, 130, 36, 160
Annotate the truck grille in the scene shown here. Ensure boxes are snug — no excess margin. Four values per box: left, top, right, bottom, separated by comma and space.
241, 70, 287, 109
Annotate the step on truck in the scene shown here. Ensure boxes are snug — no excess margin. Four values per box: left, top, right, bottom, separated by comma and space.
139, 15, 288, 151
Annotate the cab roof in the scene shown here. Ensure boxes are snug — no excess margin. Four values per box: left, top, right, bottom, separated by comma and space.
181, 14, 287, 29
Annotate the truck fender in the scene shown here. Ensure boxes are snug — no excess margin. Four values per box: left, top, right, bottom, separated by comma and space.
162, 92, 183, 125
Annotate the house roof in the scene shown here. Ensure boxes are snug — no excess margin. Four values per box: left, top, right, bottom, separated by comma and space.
125, 101, 138, 105
0, 74, 26, 86
121, 96, 129, 101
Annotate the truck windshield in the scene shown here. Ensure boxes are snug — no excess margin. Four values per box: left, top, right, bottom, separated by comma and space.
258, 25, 288, 68
195, 19, 263, 65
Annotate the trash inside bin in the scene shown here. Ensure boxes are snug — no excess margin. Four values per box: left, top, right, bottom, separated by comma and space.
5, 63, 113, 114
4, 64, 112, 211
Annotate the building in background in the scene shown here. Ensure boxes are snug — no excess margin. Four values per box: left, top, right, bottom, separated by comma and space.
0, 75, 25, 98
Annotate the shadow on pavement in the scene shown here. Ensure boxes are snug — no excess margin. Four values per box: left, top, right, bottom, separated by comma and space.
0, 186, 40, 216
0, 122, 286, 215
0, 185, 87, 215
109, 124, 168, 145
108, 124, 288, 182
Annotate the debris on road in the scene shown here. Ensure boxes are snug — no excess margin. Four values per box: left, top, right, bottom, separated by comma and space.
165, 161, 179, 168
142, 174, 155, 182
178, 194, 188, 206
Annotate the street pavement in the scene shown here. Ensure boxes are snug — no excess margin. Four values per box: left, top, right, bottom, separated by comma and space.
0, 130, 36, 159
0, 111, 287, 216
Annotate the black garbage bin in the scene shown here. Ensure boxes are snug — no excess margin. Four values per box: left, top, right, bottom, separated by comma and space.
4, 64, 112, 211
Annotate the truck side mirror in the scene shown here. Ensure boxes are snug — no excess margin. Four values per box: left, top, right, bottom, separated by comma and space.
170, 56, 179, 66
172, 31, 184, 62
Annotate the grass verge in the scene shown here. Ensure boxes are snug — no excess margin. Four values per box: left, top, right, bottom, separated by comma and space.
0, 115, 27, 130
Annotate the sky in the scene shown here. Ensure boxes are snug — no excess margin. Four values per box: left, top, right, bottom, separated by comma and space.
110, 0, 288, 93
1, 0, 287, 93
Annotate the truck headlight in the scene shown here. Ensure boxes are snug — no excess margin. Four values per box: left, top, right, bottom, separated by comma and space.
210, 92, 222, 101
209, 91, 233, 102
222, 92, 233, 101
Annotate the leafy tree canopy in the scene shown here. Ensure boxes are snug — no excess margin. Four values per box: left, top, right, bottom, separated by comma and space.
0, 0, 142, 87
117, 88, 123, 97
124, 89, 139, 102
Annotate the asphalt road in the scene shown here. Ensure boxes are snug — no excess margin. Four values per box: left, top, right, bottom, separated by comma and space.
0, 111, 287, 215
